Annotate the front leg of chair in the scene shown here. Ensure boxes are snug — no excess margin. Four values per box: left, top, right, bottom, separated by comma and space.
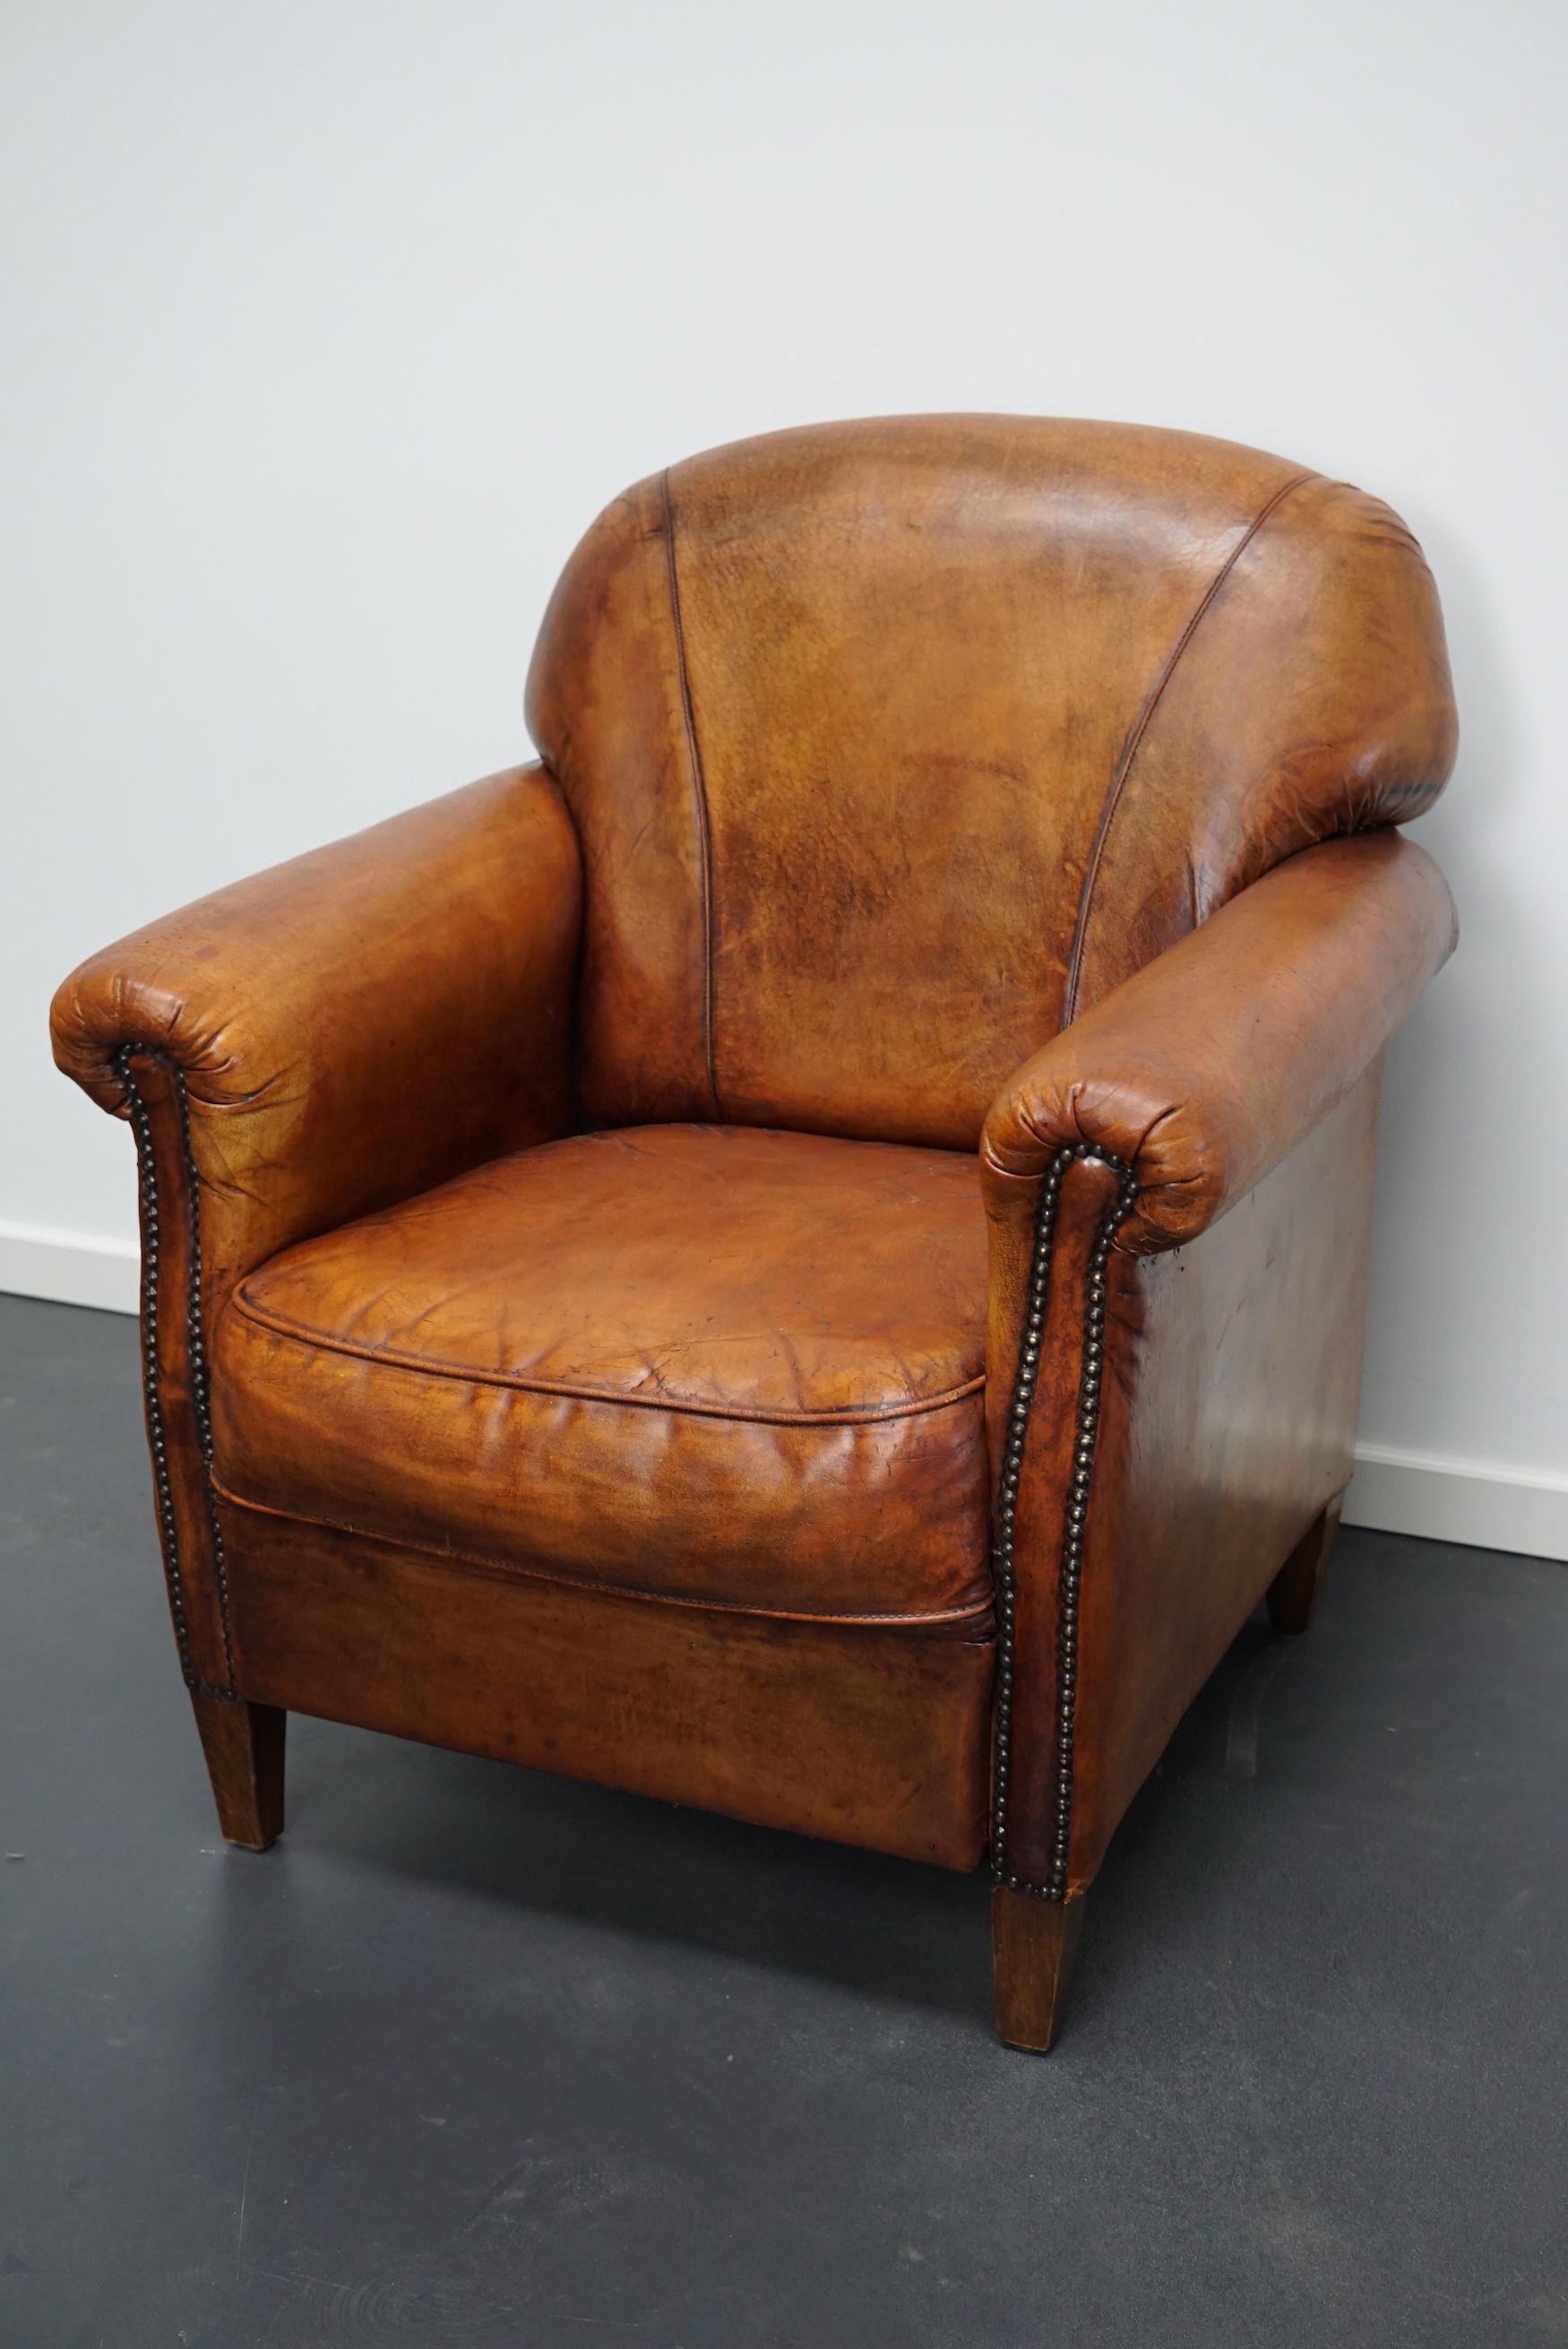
992, 1887, 1086, 2051
190, 1690, 286, 1851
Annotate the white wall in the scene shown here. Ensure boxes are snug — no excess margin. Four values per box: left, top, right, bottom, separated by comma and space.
4, 1, 1565, 1550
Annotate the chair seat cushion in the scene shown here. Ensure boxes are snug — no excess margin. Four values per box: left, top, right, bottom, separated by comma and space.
212, 1124, 995, 1631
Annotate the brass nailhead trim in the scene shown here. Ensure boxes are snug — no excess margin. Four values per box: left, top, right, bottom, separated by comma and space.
116, 1046, 237, 1698
989, 1143, 1136, 1901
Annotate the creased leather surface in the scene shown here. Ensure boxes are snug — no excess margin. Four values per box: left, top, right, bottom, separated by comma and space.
525, 477, 717, 1127
214, 1124, 993, 1626
1059, 1076, 1383, 1892
225, 1505, 993, 1868
981, 830, 1451, 1889
50, 414, 1460, 1892
529, 416, 1455, 1148
49, 766, 581, 1312
982, 832, 1456, 1257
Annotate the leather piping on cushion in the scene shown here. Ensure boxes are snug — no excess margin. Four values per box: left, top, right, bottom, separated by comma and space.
211, 1125, 995, 1626
211, 1479, 996, 1637
218, 1499, 995, 1869
226, 1285, 986, 1429
215, 1290, 993, 1632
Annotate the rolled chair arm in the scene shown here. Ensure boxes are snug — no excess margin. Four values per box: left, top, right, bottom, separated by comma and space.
978, 827, 1456, 1899
982, 830, 1457, 1256
50, 763, 582, 1300
49, 761, 582, 1699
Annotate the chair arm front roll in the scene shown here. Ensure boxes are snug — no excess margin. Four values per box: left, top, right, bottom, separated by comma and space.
982, 830, 1457, 1258
50, 763, 582, 1304
978, 829, 1456, 1900
49, 763, 582, 1699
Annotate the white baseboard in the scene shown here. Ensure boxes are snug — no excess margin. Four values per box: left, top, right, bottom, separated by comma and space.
4, 1223, 1566, 1563
1, 1218, 140, 1315
1341, 1444, 1568, 1564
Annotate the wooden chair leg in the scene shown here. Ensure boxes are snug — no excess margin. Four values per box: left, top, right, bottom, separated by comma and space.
190, 1690, 286, 1850
991, 1886, 1085, 2052
1266, 1497, 1343, 1637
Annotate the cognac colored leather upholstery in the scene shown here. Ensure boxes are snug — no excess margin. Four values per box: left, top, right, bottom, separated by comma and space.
982, 829, 1455, 1257
528, 418, 1452, 1143
51, 766, 582, 1312
213, 1124, 992, 1626
51, 416, 1459, 2006
221, 1507, 994, 1869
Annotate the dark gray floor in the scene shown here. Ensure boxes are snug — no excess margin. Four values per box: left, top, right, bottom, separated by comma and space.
3, 1291, 1564, 2348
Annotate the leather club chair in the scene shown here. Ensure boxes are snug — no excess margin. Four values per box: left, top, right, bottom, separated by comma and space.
50, 418, 1458, 2051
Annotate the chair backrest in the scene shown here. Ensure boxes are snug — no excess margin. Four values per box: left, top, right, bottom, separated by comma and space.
526, 416, 1456, 1149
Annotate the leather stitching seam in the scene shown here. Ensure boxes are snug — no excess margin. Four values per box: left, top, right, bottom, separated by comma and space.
661, 466, 721, 1117
211, 1479, 995, 1634
1060, 469, 1317, 1024
227, 1286, 986, 1428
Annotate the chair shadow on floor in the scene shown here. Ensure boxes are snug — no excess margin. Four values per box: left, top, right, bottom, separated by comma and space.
257, 1608, 1290, 2034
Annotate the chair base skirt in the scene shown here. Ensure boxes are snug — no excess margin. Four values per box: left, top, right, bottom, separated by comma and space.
213, 1497, 994, 1871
